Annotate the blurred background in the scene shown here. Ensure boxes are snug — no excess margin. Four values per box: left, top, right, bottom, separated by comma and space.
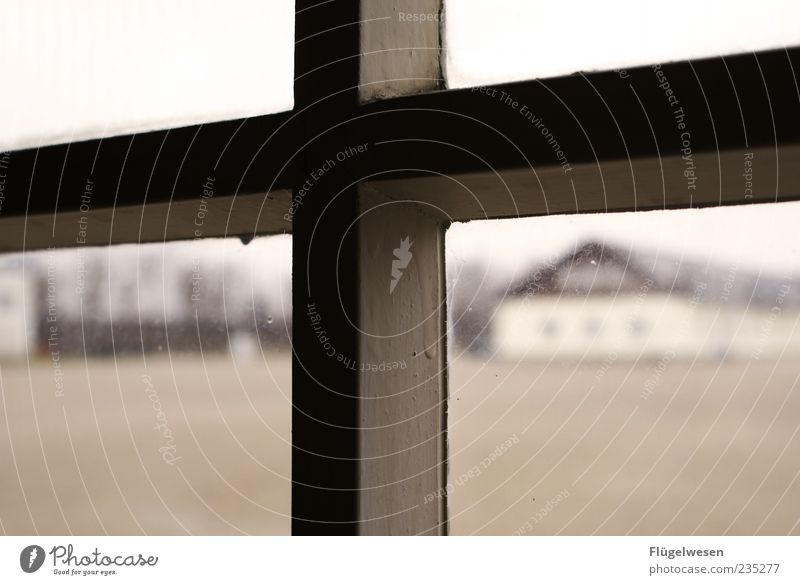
2, 201, 799, 535
447, 201, 800, 535
0, 236, 292, 535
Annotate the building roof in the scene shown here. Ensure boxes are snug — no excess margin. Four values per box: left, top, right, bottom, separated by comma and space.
508, 240, 798, 307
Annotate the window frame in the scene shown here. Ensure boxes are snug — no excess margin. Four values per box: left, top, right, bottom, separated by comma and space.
1, 0, 798, 535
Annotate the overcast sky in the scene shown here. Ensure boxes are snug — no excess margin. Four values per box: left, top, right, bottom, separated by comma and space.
6, 203, 797, 297
444, 0, 800, 88
446, 200, 800, 279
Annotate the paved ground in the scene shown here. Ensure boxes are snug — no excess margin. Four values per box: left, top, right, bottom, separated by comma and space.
0, 353, 292, 535
448, 355, 800, 535
1, 353, 798, 535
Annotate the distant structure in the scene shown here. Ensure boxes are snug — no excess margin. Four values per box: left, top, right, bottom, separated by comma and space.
0, 246, 291, 360
491, 241, 800, 361
0, 268, 33, 359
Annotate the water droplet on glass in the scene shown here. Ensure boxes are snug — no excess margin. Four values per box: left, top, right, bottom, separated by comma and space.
267, 315, 274, 324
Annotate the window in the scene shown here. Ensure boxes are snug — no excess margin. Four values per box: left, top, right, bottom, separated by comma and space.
447, 202, 800, 534
0, 0, 295, 151
0, 236, 291, 534
443, 0, 800, 88
1, 0, 799, 540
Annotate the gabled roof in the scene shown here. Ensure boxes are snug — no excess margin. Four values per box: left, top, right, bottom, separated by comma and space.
507, 240, 798, 307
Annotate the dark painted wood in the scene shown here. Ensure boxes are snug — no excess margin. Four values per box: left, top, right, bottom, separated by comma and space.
354, 49, 800, 183
4, 49, 797, 223
290, 0, 362, 535
0, 113, 300, 221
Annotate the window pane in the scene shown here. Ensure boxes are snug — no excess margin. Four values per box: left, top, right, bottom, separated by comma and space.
0, 1, 294, 151
443, 0, 800, 88
0, 236, 291, 534
446, 202, 800, 534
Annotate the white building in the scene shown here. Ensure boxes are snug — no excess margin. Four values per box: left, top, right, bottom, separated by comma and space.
0, 269, 34, 359
492, 242, 800, 361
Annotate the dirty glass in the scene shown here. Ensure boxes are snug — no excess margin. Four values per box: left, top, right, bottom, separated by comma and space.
443, 0, 800, 88
446, 202, 800, 535
0, 236, 291, 534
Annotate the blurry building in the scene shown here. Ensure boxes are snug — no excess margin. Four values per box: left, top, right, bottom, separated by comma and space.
492, 241, 800, 361
0, 268, 34, 359
0, 245, 290, 360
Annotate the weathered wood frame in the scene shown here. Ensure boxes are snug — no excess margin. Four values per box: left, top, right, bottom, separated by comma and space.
1, 1, 798, 535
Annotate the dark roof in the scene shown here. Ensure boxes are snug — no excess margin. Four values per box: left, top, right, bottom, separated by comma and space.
508, 240, 799, 307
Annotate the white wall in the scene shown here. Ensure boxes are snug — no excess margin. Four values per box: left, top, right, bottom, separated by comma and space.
493, 294, 800, 361
0, 272, 32, 358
